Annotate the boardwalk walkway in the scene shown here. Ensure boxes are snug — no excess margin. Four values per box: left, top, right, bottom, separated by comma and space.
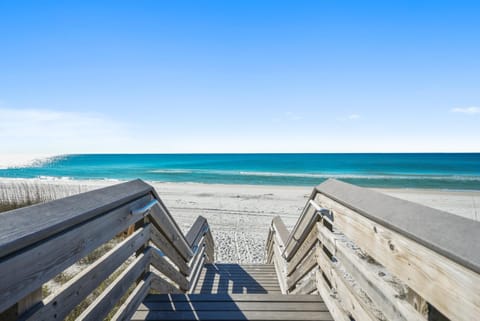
133, 264, 332, 321
1, 179, 478, 321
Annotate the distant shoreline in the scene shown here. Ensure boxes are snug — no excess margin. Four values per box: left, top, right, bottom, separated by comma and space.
1, 176, 479, 192
1, 177, 479, 221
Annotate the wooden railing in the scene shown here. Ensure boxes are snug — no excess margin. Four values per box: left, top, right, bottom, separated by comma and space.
267, 179, 480, 321
0, 179, 214, 321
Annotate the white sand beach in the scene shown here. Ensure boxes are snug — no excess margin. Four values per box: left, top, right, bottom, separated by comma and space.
1, 178, 479, 263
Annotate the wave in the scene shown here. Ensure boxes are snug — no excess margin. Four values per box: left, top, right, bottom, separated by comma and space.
149, 169, 193, 174
38, 175, 73, 181
148, 168, 480, 181
240, 172, 480, 181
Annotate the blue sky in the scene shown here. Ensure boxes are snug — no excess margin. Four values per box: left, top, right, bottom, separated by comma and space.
0, 0, 479, 155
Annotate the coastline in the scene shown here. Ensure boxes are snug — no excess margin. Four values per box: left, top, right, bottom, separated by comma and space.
1, 177, 479, 263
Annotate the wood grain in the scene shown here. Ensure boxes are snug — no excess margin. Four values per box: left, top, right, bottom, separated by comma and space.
0, 194, 151, 313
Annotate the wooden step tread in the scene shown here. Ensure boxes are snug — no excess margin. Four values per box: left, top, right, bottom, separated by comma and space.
134, 294, 333, 321
138, 301, 328, 311
143, 294, 324, 302
194, 264, 281, 294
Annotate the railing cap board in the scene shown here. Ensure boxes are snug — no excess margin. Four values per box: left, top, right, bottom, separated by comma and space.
272, 216, 289, 245
0, 179, 153, 258
316, 179, 480, 274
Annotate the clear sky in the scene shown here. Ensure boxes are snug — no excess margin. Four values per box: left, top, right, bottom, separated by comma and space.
0, 0, 479, 155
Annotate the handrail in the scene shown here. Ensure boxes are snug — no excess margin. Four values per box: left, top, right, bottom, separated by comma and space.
316, 179, 480, 274
0, 179, 215, 321
267, 179, 480, 321
0, 179, 153, 258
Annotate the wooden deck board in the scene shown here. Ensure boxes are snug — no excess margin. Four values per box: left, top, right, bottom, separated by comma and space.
135, 293, 333, 321
194, 264, 281, 294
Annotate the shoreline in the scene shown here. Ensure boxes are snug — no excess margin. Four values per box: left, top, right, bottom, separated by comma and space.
2, 176, 480, 192
1, 177, 479, 263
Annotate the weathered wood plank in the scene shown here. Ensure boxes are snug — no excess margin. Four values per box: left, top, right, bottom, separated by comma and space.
266, 229, 275, 264
149, 205, 193, 261
287, 224, 318, 276
204, 230, 215, 263
189, 252, 206, 293
272, 216, 289, 246
315, 270, 351, 321
111, 273, 152, 321
318, 223, 426, 321
76, 249, 151, 321
149, 188, 194, 255
151, 274, 182, 294
143, 293, 325, 302
283, 202, 320, 260
185, 216, 207, 247
194, 286, 280, 294
316, 222, 336, 254
272, 242, 287, 294
287, 248, 317, 291
139, 301, 329, 311
149, 225, 189, 275
188, 237, 206, 274
0, 195, 151, 314
316, 246, 379, 321
132, 310, 333, 321
0, 179, 153, 259
151, 248, 189, 292
199, 269, 277, 274
197, 276, 279, 283
316, 191, 480, 321
19, 226, 150, 321
205, 264, 276, 269
316, 179, 480, 274
291, 273, 317, 295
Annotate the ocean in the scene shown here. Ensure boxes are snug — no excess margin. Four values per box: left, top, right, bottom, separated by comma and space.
0, 153, 479, 190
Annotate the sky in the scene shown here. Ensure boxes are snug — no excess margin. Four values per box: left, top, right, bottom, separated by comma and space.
0, 0, 479, 155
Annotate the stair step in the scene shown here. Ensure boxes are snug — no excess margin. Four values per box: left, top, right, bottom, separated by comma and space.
194, 264, 281, 294
144, 294, 324, 302
134, 294, 333, 321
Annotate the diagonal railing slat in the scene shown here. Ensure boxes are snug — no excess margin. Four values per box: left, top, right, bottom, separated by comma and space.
0, 179, 214, 321
267, 179, 480, 321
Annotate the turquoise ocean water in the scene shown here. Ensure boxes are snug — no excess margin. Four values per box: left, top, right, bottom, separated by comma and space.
1, 154, 479, 190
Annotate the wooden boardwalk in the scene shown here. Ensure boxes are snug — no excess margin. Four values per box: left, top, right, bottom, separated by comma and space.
133, 293, 332, 320
193, 264, 281, 294
1, 179, 479, 321
132, 264, 332, 320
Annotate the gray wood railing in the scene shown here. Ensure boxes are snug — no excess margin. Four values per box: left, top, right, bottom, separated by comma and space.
0, 179, 214, 321
266, 179, 480, 321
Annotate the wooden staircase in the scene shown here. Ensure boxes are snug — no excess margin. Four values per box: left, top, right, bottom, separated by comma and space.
134, 293, 331, 320
134, 263, 332, 320
193, 264, 281, 294
1, 179, 479, 321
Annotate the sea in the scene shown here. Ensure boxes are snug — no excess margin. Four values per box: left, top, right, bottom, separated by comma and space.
0, 153, 479, 190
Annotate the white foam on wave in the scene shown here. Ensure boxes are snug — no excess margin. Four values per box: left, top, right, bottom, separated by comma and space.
240, 171, 480, 181
37, 175, 73, 181
148, 168, 480, 181
0, 153, 64, 169
149, 169, 193, 174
